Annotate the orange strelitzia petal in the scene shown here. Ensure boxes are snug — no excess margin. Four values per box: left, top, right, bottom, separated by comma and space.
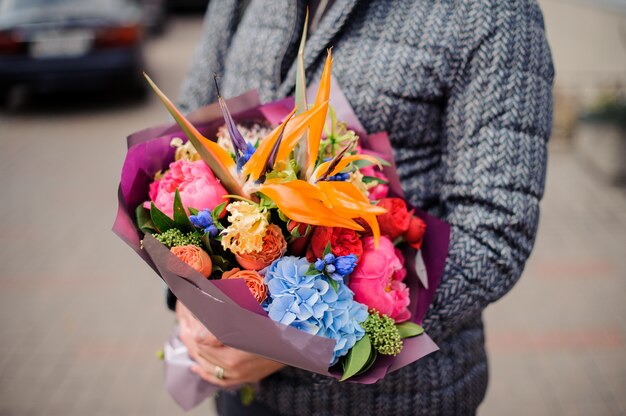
144, 74, 246, 198
306, 50, 333, 176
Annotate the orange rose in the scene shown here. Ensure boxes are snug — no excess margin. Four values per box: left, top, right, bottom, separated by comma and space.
170, 245, 212, 278
235, 224, 287, 270
222, 268, 268, 303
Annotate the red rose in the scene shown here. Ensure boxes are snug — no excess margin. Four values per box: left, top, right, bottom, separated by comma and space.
403, 216, 427, 250
377, 198, 411, 239
309, 226, 364, 260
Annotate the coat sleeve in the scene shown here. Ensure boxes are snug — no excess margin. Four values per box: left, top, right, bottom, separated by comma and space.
422, 0, 555, 341
176, 0, 244, 114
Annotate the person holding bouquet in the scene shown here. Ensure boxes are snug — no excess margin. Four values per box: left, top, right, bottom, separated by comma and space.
171, 0, 554, 415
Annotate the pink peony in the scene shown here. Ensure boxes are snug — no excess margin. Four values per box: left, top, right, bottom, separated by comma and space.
360, 165, 389, 200
149, 159, 228, 218
348, 236, 411, 322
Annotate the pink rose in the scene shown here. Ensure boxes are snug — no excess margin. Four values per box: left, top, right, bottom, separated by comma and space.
360, 165, 389, 200
348, 236, 411, 322
149, 159, 228, 218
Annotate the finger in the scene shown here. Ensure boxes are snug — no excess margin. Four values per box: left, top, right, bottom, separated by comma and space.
195, 344, 232, 370
190, 365, 240, 388
193, 326, 223, 347
186, 343, 225, 375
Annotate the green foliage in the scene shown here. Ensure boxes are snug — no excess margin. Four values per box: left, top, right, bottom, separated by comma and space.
150, 202, 176, 233
362, 310, 403, 356
581, 92, 626, 131
265, 163, 298, 183
173, 189, 195, 232
136, 205, 157, 234
340, 334, 372, 381
239, 384, 256, 406
305, 263, 321, 276
154, 228, 202, 249
396, 321, 425, 339
352, 156, 391, 169
210, 253, 232, 277
361, 175, 389, 185
212, 202, 228, 224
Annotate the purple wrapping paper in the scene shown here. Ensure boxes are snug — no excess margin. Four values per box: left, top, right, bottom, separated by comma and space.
113, 84, 450, 410
164, 328, 219, 411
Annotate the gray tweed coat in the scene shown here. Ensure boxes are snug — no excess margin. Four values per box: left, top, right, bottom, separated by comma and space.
177, 0, 554, 414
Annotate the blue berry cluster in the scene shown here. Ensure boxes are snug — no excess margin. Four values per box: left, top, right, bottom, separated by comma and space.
326, 172, 350, 181
315, 253, 359, 282
189, 209, 218, 237
322, 157, 350, 181
237, 142, 257, 170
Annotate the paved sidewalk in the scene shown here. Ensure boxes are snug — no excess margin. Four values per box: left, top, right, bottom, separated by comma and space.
0, 11, 625, 416
480, 146, 626, 416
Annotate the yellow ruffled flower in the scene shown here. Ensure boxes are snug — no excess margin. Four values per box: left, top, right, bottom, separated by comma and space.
221, 201, 269, 255
349, 170, 370, 198
171, 137, 201, 162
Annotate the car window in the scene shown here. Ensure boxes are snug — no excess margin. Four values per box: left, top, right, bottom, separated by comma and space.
0, 0, 133, 13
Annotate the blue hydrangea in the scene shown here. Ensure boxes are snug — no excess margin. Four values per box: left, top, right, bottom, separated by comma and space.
189, 209, 218, 237
263, 256, 368, 365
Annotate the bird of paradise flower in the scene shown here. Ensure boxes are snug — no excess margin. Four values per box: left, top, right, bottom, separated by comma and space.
144, 46, 386, 245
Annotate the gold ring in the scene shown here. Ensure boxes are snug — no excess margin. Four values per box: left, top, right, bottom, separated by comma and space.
214, 365, 225, 380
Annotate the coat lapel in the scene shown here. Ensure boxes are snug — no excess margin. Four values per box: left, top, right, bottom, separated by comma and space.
276, 0, 361, 98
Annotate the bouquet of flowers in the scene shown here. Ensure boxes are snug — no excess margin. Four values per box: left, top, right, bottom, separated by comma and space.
113, 43, 450, 410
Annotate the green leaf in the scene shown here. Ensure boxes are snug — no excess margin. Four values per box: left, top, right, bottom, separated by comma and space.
212, 201, 228, 223
201, 234, 213, 254
135, 205, 157, 234
210, 254, 232, 276
305, 264, 321, 276
328, 278, 339, 293
353, 156, 391, 169
361, 175, 389, 185
396, 322, 425, 339
328, 106, 338, 137
277, 209, 289, 223
323, 242, 332, 257
355, 348, 378, 376
150, 202, 176, 233
293, 9, 310, 178
239, 384, 256, 406
173, 189, 195, 232
188, 207, 199, 216
340, 334, 372, 381
290, 223, 301, 238
294, 9, 309, 116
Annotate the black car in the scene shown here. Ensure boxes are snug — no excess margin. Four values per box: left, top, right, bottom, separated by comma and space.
0, 0, 146, 102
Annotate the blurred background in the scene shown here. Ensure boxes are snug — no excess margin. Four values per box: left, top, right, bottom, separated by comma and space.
0, 0, 624, 415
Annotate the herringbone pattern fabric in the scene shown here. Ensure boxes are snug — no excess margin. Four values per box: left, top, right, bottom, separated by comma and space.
178, 1, 554, 414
